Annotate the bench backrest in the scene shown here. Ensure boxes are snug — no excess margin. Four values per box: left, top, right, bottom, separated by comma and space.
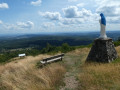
43, 53, 64, 61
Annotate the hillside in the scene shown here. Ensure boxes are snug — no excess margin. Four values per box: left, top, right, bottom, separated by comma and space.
0, 46, 120, 90
0, 54, 66, 90
60, 46, 120, 90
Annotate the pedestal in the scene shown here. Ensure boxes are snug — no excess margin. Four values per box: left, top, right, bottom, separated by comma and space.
86, 38, 118, 63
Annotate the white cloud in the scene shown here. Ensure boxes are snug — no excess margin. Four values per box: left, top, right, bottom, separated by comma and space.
107, 17, 120, 24
68, 0, 78, 2
63, 6, 79, 18
95, 0, 120, 24
60, 18, 84, 25
95, 0, 120, 17
0, 3, 9, 9
63, 6, 94, 18
2, 21, 34, 30
31, 0, 42, 6
0, 20, 3, 24
42, 22, 55, 28
81, 8, 93, 17
77, 3, 85, 7
17, 21, 34, 29
96, 4, 120, 17
39, 11, 61, 20
4, 24, 16, 30
38, 5, 99, 26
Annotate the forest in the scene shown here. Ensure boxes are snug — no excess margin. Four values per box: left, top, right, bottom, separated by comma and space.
0, 31, 120, 63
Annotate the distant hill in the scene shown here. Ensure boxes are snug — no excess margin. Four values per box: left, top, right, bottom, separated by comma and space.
0, 31, 120, 50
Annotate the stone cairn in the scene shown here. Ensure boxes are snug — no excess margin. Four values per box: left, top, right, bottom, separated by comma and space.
86, 13, 118, 63
86, 38, 118, 63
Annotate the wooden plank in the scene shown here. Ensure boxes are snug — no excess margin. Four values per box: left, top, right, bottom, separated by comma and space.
40, 57, 62, 64
43, 53, 64, 61
40, 53, 64, 64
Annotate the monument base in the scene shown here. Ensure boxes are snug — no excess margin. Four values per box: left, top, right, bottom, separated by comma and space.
86, 38, 118, 63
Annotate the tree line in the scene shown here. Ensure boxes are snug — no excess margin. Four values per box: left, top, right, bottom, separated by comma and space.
0, 43, 76, 63
0, 39, 120, 63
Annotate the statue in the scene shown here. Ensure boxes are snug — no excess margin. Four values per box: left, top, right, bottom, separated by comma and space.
99, 13, 107, 39
86, 13, 118, 63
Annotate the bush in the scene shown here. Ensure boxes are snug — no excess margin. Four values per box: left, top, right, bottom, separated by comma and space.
114, 41, 120, 47
0, 43, 89, 63
61, 43, 75, 53
41, 43, 58, 54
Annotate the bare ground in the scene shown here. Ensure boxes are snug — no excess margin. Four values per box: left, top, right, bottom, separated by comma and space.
59, 48, 89, 90
59, 54, 80, 90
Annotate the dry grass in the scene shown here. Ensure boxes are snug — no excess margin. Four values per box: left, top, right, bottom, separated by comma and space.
67, 48, 90, 56
0, 54, 66, 90
78, 63, 120, 90
67, 48, 90, 64
1, 45, 120, 90
78, 46, 120, 90
116, 46, 120, 56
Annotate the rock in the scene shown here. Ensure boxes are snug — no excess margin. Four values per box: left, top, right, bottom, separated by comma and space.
86, 38, 118, 63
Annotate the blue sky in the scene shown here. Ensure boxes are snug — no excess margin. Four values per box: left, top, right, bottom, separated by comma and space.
0, 0, 120, 34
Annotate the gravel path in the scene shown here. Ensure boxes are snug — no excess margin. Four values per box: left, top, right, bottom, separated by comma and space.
59, 54, 79, 90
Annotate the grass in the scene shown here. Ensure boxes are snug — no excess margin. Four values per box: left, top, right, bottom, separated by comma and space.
78, 63, 120, 90
0, 45, 120, 90
0, 54, 66, 90
77, 46, 120, 90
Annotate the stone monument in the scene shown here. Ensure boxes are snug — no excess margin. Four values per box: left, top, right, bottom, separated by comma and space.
86, 13, 118, 63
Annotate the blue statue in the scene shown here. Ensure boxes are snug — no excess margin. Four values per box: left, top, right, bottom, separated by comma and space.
99, 13, 107, 39
100, 13, 106, 26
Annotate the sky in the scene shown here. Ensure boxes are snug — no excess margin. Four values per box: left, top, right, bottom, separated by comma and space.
0, 0, 120, 34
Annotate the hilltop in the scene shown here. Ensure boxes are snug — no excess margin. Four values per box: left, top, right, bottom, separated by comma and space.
0, 46, 120, 90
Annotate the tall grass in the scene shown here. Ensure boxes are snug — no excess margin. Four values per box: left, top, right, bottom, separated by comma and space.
0, 54, 66, 90
78, 46, 120, 90
78, 63, 120, 90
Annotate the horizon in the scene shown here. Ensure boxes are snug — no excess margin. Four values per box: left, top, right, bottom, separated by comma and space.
0, 30, 120, 37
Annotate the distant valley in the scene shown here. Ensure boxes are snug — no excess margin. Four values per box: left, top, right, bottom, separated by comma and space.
0, 31, 120, 52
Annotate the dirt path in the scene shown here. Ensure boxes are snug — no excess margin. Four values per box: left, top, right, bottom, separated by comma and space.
59, 54, 81, 90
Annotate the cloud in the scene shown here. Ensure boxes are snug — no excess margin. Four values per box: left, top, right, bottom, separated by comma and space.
0, 20, 3, 24
60, 18, 84, 25
39, 11, 61, 20
17, 21, 34, 29
42, 22, 55, 28
95, 0, 120, 24
2, 21, 34, 30
81, 8, 93, 17
96, 5, 120, 17
96, 0, 120, 16
68, 0, 78, 2
38, 5, 99, 26
37, 4, 100, 27
77, 3, 85, 7
3, 24, 16, 30
62, 6, 93, 18
107, 17, 120, 24
31, 0, 42, 6
63, 6, 79, 18
0, 3, 9, 9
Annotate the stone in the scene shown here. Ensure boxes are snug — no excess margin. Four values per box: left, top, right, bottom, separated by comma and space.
86, 38, 118, 63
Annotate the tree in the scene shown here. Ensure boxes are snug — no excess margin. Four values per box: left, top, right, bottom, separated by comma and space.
61, 43, 70, 53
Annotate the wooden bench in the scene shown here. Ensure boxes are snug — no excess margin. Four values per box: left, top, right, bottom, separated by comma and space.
40, 53, 64, 65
